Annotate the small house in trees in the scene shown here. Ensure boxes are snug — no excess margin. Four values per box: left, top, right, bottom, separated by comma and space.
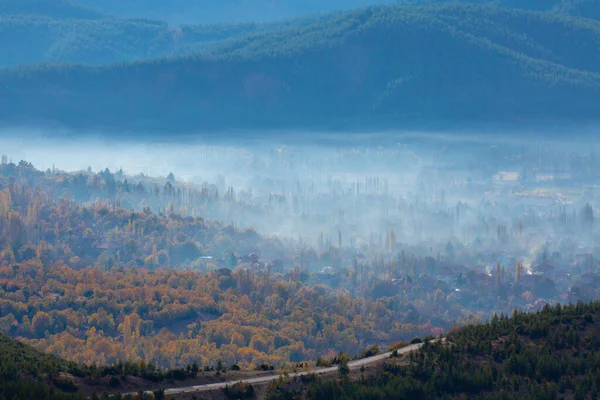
320, 266, 335, 275
97, 242, 120, 254
239, 253, 260, 265
392, 275, 413, 286
534, 262, 556, 277
314, 266, 340, 287
525, 299, 548, 312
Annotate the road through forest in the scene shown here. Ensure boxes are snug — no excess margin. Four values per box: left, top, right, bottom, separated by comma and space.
125, 341, 426, 397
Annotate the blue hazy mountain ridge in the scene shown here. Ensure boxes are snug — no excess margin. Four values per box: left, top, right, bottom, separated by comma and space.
72, 0, 600, 24
74, 0, 396, 24
0, 16, 175, 66
1, 0, 598, 67
0, 0, 334, 66
1, 4, 600, 132
0, 0, 104, 20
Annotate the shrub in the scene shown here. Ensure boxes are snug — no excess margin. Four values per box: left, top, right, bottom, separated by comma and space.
223, 382, 255, 399
388, 341, 409, 351
52, 377, 78, 392
108, 375, 120, 387
361, 345, 381, 358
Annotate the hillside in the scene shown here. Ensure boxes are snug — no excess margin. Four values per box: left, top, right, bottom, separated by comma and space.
2, 0, 598, 68
0, 329, 244, 399
0, 16, 180, 67
0, 162, 440, 369
0, 1, 333, 67
1, 4, 600, 131
0, 0, 104, 20
72, 0, 600, 24
554, 0, 600, 21
266, 301, 600, 399
0, 0, 180, 66
416, 0, 600, 19
0, 331, 86, 399
74, 0, 393, 25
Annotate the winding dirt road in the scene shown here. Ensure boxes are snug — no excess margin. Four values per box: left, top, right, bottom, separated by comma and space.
124, 342, 425, 397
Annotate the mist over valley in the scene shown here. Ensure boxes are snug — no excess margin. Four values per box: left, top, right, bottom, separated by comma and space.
1, 1, 600, 399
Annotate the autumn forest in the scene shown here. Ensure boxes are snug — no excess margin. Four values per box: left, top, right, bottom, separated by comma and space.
0, 160, 438, 371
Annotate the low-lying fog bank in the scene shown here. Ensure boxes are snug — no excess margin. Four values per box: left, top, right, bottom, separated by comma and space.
0, 128, 598, 257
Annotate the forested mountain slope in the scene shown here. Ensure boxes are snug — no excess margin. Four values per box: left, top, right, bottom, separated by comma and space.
0, 0, 104, 20
0, 1, 332, 66
0, 161, 440, 369
72, 0, 600, 24
0, 331, 86, 399
2, 0, 597, 67
0, 329, 230, 399
414, 0, 600, 19
1, 4, 600, 131
75, 0, 393, 25
554, 0, 600, 20
0, 0, 177, 66
268, 301, 600, 399
0, 16, 177, 66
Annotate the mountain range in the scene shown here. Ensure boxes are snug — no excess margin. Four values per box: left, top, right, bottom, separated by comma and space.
0, 0, 599, 132
68, 0, 600, 24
